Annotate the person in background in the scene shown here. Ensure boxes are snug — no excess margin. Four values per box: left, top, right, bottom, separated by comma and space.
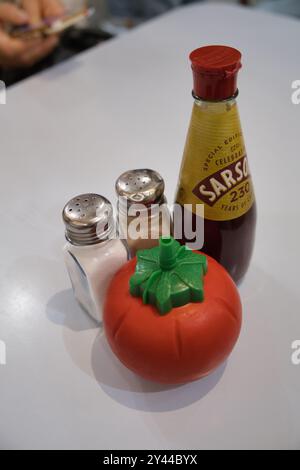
0, 0, 64, 68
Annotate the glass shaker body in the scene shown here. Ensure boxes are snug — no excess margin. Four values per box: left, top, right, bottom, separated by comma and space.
64, 238, 127, 322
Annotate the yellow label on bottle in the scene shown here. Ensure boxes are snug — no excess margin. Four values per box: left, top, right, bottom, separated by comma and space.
176, 100, 255, 221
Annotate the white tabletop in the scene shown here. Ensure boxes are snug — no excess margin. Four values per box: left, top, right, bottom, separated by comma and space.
0, 3, 300, 450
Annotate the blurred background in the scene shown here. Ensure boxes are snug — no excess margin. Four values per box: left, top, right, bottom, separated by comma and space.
70, 0, 300, 32
1, 0, 299, 86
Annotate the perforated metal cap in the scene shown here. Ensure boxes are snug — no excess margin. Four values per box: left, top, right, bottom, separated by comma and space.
62, 194, 114, 246
115, 169, 165, 208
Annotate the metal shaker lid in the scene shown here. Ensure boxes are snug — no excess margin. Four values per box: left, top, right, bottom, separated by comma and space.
62, 194, 114, 246
115, 169, 165, 207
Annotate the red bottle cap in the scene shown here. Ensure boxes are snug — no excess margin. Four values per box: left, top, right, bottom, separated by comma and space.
190, 45, 242, 101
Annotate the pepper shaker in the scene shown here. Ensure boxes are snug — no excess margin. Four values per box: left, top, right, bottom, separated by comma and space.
115, 169, 172, 257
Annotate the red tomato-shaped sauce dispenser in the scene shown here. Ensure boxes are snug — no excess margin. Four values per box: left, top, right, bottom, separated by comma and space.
104, 237, 242, 384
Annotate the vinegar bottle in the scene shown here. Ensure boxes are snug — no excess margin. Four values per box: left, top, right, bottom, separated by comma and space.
175, 45, 256, 283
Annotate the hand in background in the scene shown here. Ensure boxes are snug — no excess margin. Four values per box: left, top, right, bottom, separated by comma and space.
0, 1, 64, 68
21, 0, 65, 25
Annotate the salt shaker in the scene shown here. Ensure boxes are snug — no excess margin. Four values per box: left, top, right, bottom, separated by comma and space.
115, 169, 172, 257
62, 193, 128, 323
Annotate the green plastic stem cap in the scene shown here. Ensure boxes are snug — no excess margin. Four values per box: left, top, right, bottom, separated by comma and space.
129, 236, 207, 314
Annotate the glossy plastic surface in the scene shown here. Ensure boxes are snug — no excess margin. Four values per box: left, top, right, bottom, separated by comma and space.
104, 253, 242, 384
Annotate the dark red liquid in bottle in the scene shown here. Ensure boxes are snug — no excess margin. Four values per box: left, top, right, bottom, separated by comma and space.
178, 203, 256, 284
